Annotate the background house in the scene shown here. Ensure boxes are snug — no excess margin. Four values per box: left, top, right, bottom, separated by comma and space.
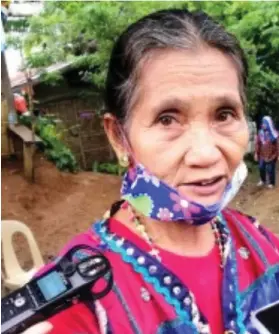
10, 63, 114, 170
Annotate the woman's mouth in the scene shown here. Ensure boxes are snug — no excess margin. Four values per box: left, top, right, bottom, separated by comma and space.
181, 176, 227, 197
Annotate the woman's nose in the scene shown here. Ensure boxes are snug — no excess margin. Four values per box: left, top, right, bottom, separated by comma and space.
184, 128, 221, 168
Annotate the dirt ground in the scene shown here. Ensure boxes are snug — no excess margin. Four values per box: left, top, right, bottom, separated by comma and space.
1, 156, 279, 269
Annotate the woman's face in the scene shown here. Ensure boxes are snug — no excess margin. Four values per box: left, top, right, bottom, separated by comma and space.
125, 48, 249, 205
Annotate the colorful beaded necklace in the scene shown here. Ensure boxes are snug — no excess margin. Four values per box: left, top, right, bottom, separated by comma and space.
121, 201, 228, 267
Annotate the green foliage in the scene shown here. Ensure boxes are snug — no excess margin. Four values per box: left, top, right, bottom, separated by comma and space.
92, 161, 126, 176
5, 17, 29, 33
19, 115, 78, 172
244, 153, 258, 174
190, 1, 279, 123
6, 34, 22, 49
10, 1, 279, 122
39, 71, 64, 86
244, 153, 259, 182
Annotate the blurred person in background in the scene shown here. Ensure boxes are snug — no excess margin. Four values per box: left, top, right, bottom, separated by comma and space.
255, 115, 279, 188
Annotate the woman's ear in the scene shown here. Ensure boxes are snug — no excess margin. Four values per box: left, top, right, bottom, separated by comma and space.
103, 113, 126, 160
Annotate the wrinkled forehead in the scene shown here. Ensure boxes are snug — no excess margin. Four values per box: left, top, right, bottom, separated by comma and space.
131, 47, 243, 112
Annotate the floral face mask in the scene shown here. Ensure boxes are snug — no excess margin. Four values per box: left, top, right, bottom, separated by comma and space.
121, 162, 247, 225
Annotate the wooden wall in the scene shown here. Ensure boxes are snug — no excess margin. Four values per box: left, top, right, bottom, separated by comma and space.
39, 96, 114, 170
12, 69, 116, 170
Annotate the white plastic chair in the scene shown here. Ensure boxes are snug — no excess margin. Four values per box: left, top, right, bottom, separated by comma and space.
1, 220, 44, 291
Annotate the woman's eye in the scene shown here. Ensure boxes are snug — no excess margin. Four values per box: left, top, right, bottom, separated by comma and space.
158, 115, 176, 126
216, 109, 235, 122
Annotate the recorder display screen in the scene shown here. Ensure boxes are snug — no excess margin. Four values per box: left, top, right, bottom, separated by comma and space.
37, 271, 67, 301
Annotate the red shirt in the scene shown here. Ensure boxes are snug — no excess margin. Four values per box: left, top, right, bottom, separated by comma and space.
156, 242, 223, 333
14, 94, 28, 114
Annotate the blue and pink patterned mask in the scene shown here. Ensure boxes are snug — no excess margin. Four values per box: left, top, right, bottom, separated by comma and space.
121, 162, 247, 225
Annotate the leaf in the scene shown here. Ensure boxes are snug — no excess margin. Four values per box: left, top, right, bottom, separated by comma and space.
123, 194, 154, 216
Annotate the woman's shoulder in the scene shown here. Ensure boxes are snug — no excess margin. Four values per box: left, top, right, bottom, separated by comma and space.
58, 225, 102, 255
224, 208, 260, 227
223, 208, 279, 264
36, 223, 103, 277
224, 208, 279, 243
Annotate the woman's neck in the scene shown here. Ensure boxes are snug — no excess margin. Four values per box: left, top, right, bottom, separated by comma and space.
113, 207, 215, 257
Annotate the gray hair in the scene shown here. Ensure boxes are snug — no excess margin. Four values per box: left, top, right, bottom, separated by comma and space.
104, 9, 248, 125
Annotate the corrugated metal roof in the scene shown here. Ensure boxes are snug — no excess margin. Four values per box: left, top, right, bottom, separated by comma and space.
11, 61, 73, 89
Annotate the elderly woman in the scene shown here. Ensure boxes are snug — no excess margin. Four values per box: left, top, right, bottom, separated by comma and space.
255, 115, 279, 188
25, 9, 279, 334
